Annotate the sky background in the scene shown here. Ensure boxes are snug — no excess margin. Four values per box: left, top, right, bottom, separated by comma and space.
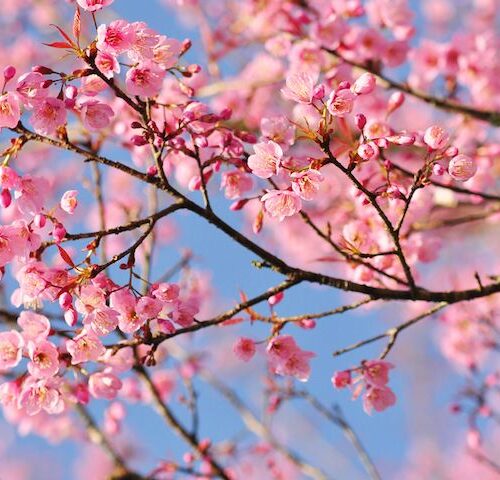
0, 1, 484, 479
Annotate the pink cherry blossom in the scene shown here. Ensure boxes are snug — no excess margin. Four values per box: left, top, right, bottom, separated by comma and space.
0, 92, 21, 129
125, 60, 165, 97
362, 360, 394, 386
97, 20, 135, 56
27, 340, 59, 379
0, 330, 23, 370
66, 329, 106, 365
60, 190, 78, 214
423, 125, 449, 150
95, 51, 121, 78
30, 97, 66, 135
260, 116, 296, 148
16, 72, 48, 108
351, 72, 376, 95
332, 370, 352, 388
327, 88, 357, 117
77, 0, 114, 11
363, 385, 397, 414
18, 377, 64, 416
281, 71, 318, 104
233, 337, 256, 362
291, 169, 324, 201
448, 154, 477, 182
220, 171, 253, 200
17, 311, 50, 342
261, 190, 302, 221
80, 100, 114, 131
88, 371, 122, 400
247, 140, 283, 179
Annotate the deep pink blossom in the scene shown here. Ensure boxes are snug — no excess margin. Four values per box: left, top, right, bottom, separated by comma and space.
363, 385, 397, 414
125, 60, 165, 97
233, 337, 256, 362
30, 97, 66, 135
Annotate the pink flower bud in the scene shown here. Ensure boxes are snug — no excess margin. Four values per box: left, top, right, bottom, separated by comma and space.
0, 189, 11, 208
332, 370, 351, 388
376, 138, 389, 149
298, 319, 316, 329
338, 81, 351, 90
355, 113, 367, 130
52, 223, 66, 243
65, 85, 78, 99
187, 64, 201, 74
219, 107, 232, 120
352, 72, 376, 95
59, 292, 72, 310
268, 291, 284, 306
433, 164, 445, 176
423, 125, 449, 150
230, 198, 249, 211
357, 143, 376, 160
60, 190, 78, 214
448, 154, 477, 182
387, 92, 405, 114
64, 307, 78, 327
131, 135, 148, 146
312, 84, 325, 100
32, 65, 54, 75
444, 146, 459, 158
146, 165, 158, 177
34, 213, 46, 228
3, 65, 16, 82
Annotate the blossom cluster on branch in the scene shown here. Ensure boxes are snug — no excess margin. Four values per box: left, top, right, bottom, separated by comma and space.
0, 0, 498, 479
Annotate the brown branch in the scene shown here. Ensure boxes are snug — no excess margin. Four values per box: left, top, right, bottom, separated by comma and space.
291, 390, 381, 480
134, 363, 231, 480
332, 302, 448, 357
323, 48, 500, 127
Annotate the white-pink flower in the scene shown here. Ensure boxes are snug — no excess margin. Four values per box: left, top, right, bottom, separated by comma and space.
77, 0, 114, 12
327, 88, 356, 117
448, 154, 477, 182
281, 71, 318, 104
60, 190, 78, 214
0, 330, 24, 370
247, 140, 283, 179
261, 190, 302, 221
291, 169, 324, 201
423, 125, 449, 150
0, 92, 21, 129
27, 340, 60, 379
88, 371, 122, 399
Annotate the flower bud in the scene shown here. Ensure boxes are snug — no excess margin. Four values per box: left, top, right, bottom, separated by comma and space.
433, 163, 445, 176
59, 292, 73, 310
448, 154, 476, 182
387, 91, 405, 114
146, 165, 158, 177
34, 213, 46, 228
352, 72, 376, 95
0, 189, 11, 208
3, 65, 16, 82
64, 307, 78, 327
52, 223, 66, 243
355, 113, 366, 130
